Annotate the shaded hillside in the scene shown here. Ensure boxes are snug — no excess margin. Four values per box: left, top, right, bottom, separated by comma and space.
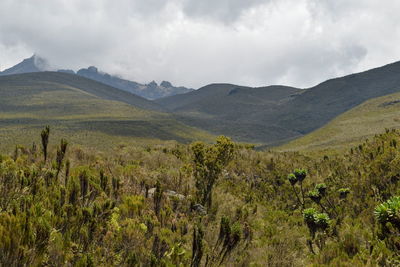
157, 61, 400, 144
275, 60, 400, 135
278, 91, 400, 151
0, 72, 164, 111
157, 83, 304, 143
0, 72, 212, 151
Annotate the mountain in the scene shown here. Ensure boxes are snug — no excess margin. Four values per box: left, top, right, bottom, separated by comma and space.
156, 83, 304, 144
0, 56, 194, 100
76, 66, 193, 100
0, 55, 48, 76
0, 72, 212, 151
156, 61, 400, 145
278, 91, 400, 151
0, 71, 164, 111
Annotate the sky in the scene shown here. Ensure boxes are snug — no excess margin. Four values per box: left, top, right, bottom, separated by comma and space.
1, 0, 400, 89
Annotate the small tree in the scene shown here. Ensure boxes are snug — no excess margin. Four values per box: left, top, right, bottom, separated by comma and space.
191, 136, 235, 209
287, 169, 307, 209
41, 126, 50, 161
303, 208, 330, 252
55, 139, 68, 178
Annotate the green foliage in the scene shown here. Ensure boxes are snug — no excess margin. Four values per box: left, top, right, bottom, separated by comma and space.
315, 183, 327, 197
303, 208, 330, 238
287, 173, 297, 185
2, 127, 400, 265
293, 168, 307, 182
41, 125, 50, 161
338, 188, 350, 199
308, 189, 322, 204
375, 196, 400, 227
191, 136, 235, 208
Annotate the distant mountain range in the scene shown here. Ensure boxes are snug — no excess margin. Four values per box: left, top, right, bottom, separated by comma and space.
0, 55, 193, 100
2, 55, 400, 147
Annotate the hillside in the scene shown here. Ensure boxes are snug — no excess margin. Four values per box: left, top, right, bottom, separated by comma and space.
157, 61, 400, 145
0, 55, 193, 100
157, 83, 304, 143
278, 91, 400, 151
0, 72, 163, 111
0, 72, 212, 151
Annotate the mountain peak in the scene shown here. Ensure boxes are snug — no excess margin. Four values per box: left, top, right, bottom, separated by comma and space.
0, 54, 48, 76
87, 66, 98, 73
160, 81, 173, 88
148, 81, 158, 87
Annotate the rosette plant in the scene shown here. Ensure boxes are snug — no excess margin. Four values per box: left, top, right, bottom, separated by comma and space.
374, 196, 400, 229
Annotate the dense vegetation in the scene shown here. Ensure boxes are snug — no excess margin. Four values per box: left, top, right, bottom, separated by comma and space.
1, 127, 400, 266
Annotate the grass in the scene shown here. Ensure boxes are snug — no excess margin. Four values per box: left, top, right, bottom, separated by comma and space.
0, 77, 214, 152
278, 91, 400, 152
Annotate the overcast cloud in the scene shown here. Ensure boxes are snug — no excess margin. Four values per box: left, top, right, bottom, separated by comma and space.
1, 0, 400, 88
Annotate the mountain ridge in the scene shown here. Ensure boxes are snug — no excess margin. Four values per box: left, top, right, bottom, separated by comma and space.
0, 55, 193, 100
156, 60, 400, 144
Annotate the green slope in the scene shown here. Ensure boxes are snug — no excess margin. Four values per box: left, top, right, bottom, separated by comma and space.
0, 73, 213, 151
157, 83, 303, 143
157, 61, 400, 145
278, 91, 400, 151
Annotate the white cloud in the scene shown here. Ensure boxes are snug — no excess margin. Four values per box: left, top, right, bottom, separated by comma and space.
0, 0, 400, 88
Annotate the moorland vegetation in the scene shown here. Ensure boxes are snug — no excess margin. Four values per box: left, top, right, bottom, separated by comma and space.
1, 127, 400, 266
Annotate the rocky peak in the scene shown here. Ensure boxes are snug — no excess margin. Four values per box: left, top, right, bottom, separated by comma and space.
160, 81, 173, 88
147, 81, 158, 87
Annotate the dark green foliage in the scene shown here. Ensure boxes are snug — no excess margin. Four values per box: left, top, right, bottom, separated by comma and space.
303, 208, 330, 239
41, 126, 50, 161
55, 138, 68, 178
315, 183, 327, 197
191, 226, 204, 267
293, 168, 307, 182
308, 189, 322, 204
287, 173, 297, 185
338, 188, 350, 199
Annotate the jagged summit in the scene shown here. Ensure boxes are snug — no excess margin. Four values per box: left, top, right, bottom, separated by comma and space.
76, 66, 193, 100
0, 56, 193, 99
0, 54, 49, 76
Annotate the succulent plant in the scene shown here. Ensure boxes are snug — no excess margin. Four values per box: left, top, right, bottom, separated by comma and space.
374, 196, 400, 227
314, 213, 330, 230
303, 208, 318, 225
315, 183, 327, 197
287, 173, 298, 186
294, 169, 307, 182
308, 190, 322, 203
303, 208, 331, 236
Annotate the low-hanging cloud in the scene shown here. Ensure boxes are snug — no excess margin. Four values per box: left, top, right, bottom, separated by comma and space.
0, 0, 400, 89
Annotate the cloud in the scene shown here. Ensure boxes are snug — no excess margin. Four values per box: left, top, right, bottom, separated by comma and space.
0, 0, 400, 88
